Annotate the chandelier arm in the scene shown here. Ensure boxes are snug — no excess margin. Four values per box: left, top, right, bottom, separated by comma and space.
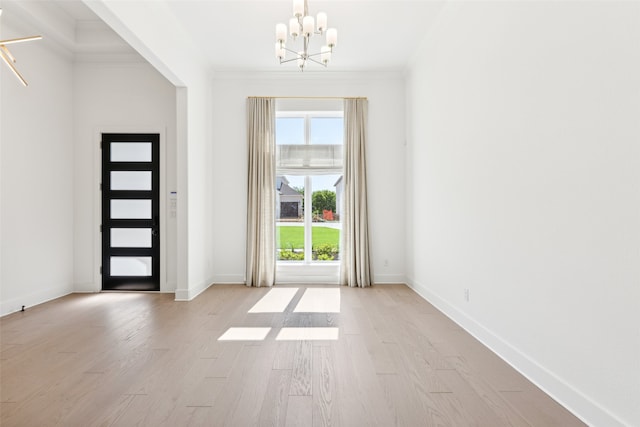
0, 45, 16, 63
306, 56, 327, 67
0, 48, 28, 86
279, 57, 302, 65
0, 35, 42, 45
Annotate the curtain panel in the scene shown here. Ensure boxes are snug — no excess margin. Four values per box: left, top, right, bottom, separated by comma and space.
340, 98, 372, 287
246, 97, 276, 287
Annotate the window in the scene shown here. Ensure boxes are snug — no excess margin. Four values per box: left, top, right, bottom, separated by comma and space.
276, 112, 343, 264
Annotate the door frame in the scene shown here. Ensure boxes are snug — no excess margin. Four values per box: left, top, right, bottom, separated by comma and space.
92, 127, 167, 292
101, 133, 160, 291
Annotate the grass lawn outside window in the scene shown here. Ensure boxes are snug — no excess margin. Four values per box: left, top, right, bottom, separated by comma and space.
276, 225, 340, 261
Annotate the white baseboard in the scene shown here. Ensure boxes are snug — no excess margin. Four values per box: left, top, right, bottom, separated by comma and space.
212, 274, 245, 284
174, 277, 215, 301
174, 288, 190, 301
74, 279, 176, 293
373, 273, 406, 284
1, 286, 73, 317
406, 278, 626, 427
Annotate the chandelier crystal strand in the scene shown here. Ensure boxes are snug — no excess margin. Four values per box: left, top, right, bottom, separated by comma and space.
275, 0, 337, 71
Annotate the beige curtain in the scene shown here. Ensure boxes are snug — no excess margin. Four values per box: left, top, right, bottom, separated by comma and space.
246, 97, 276, 287
340, 98, 372, 287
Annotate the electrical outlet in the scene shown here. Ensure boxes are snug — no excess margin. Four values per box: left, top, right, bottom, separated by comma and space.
464, 288, 470, 302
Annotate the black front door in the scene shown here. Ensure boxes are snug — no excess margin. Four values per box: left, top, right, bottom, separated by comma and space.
101, 133, 160, 291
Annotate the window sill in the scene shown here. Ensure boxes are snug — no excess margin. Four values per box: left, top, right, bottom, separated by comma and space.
276, 262, 340, 284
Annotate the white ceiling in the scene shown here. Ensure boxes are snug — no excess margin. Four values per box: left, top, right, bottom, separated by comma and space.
6, 0, 447, 72
161, 0, 447, 72
2, 0, 137, 58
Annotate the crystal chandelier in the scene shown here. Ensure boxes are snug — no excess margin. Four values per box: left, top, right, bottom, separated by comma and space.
274, 0, 338, 71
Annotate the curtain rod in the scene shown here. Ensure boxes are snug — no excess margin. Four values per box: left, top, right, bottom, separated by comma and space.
247, 96, 367, 100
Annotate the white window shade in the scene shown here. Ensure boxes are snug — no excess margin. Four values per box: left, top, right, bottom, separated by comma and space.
276, 144, 343, 175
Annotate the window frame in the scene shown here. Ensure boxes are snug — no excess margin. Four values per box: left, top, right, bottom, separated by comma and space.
275, 110, 343, 267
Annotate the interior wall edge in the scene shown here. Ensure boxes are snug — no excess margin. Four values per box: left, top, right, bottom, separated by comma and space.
174, 277, 215, 302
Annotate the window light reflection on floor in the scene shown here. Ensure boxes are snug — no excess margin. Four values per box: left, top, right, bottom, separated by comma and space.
219, 287, 341, 342
275, 327, 339, 341
217, 327, 271, 341
293, 288, 340, 313
248, 288, 299, 313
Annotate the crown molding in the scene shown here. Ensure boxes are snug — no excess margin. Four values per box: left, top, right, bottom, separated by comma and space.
211, 69, 405, 81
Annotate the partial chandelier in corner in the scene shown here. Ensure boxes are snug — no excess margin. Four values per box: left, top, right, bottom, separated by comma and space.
275, 0, 337, 71
0, 9, 43, 86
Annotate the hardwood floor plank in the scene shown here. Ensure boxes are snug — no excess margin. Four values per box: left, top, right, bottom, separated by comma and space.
312, 346, 339, 427
183, 406, 220, 427
349, 306, 397, 375
211, 342, 278, 426
436, 368, 513, 426
501, 386, 588, 427
447, 355, 530, 426
272, 341, 296, 370
330, 337, 373, 426
114, 391, 193, 426
289, 340, 313, 396
376, 298, 453, 394
174, 357, 226, 408
226, 343, 278, 426
208, 344, 260, 424
285, 395, 313, 427
342, 334, 396, 426
384, 339, 452, 425
207, 341, 244, 378
121, 343, 202, 396
85, 394, 137, 427
0, 284, 586, 427
258, 369, 292, 427
183, 376, 227, 408
354, 289, 398, 344
379, 373, 432, 427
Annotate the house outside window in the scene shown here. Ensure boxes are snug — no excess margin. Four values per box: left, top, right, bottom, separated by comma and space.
276, 176, 303, 219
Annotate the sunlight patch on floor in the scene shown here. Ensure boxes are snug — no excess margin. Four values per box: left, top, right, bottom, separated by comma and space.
248, 288, 299, 313
293, 288, 340, 313
217, 327, 271, 341
219, 287, 341, 341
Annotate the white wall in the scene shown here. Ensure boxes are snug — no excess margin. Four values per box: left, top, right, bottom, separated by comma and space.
87, 0, 216, 300
406, 2, 640, 426
73, 61, 177, 293
210, 72, 406, 284
179, 83, 216, 299
0, 17, 75, 315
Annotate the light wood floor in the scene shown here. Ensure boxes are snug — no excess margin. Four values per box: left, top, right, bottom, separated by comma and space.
0, 284, 585, 426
